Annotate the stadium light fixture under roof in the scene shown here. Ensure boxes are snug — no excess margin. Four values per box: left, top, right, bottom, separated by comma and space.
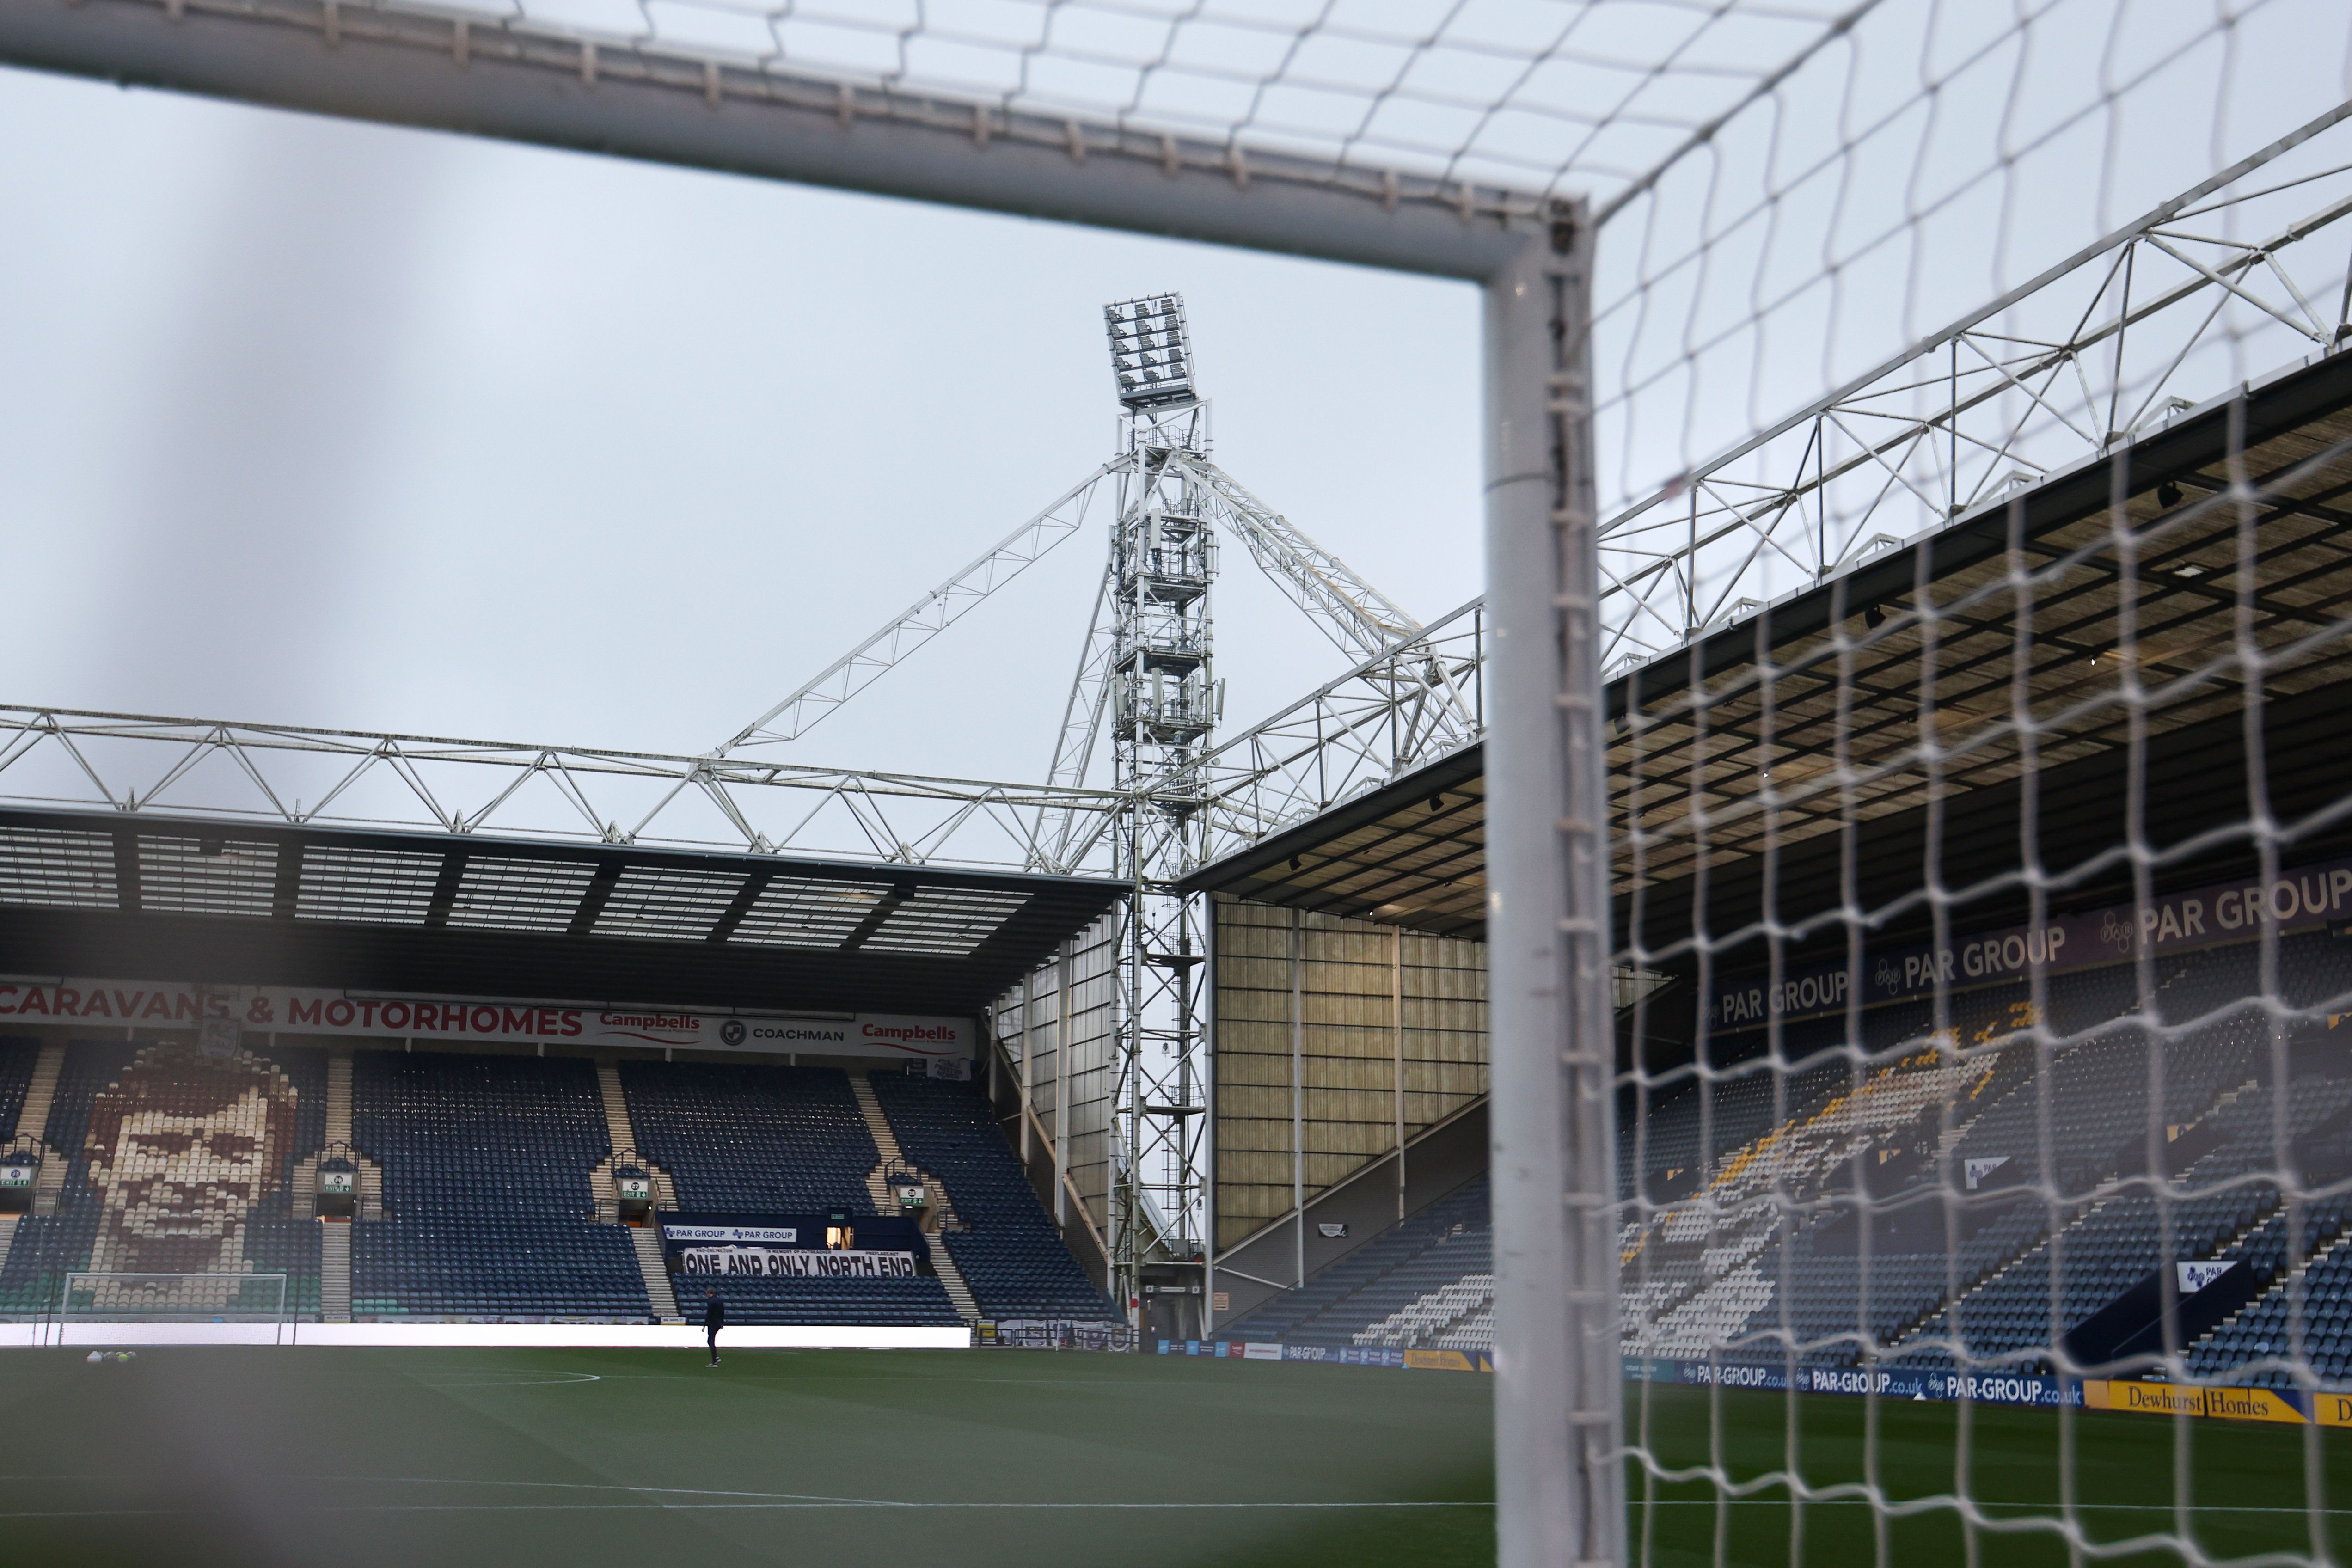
1103, 295, 1195, 412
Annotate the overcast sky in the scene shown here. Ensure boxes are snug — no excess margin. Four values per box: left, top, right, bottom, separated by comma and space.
5, 2, 2347, 811
0, 65, 1483, 790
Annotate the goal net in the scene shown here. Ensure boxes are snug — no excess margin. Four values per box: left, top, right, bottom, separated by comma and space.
1600, 121, 2352, 1568
60, 1273, 290, 1324
1550, 6, 2352, 1568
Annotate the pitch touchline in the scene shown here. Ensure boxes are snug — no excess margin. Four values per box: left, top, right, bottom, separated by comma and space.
306, 1501, 1494, 1512
0, 1502, 1491, 1518
323, 1479, 1486, 1510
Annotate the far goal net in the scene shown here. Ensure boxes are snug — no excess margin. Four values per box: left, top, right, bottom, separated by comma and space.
61, 1273, 289, 1324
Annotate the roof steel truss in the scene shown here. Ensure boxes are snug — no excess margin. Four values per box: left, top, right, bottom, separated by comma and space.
1596, 100, 2352, 680
0, 706, 1124, 873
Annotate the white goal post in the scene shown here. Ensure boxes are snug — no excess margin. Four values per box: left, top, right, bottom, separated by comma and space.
60, 1272, 291, 1326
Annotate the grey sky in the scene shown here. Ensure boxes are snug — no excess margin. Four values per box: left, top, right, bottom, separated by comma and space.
6, 0, 2349, 800
0, 65, 1482, 788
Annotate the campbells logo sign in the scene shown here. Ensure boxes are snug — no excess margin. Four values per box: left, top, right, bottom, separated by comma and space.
0, 975, 972, 1061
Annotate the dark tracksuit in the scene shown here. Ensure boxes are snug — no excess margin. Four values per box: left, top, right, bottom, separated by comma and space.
705, 1294, 725, 1363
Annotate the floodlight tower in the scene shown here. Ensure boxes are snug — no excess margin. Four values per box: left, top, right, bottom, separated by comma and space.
1102, 295, 1219, 855
721, 291, 1446, 1335
1099, 294, 1218, 1329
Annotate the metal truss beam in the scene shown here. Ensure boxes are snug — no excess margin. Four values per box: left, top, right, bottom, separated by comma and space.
0, 705, 1123, 872
723, 459, 1127, 754
0, 0, 1545, 281
1186, 598, 1485, 865
1594, 96, 2352, 677
1170, 456, 1427, 666
1102, 105, 2352, 892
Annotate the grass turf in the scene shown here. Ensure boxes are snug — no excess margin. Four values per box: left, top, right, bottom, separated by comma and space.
4, 1350, 2350, 1567
0, 1346, 1494, 1568
1630, 1380, 2352, 1568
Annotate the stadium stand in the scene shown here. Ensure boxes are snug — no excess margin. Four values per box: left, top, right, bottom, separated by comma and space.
620, 1060, 882, 1214
350, 1051, 648, 1321
1216, 1177, 1490, 1348
1232, 924, 2352, 1392
0, 1038, 323, 1317
0, 1036, 39, 1158
618, 1059, 958, 1326
869, 1070, 1119, 1321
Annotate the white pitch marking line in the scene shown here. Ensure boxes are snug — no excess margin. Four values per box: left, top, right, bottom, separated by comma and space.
305, 1501, 1494, 1513
0, 1509, 179, 1520
287, 1478, 1489, 1511
1639, 1500, 2352, 1514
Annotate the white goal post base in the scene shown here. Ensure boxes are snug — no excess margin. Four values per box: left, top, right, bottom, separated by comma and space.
1, 1323, 973, 1350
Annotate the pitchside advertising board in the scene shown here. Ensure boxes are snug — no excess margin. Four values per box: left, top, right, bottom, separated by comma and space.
659, 1213, 929, 1279
0, 975, 974, 1067
1622, 1358, 2352, 1426
1707, 854, 2352, 1029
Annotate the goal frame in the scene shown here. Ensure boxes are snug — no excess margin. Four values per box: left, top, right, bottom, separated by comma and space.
58, 1271, 294, 1329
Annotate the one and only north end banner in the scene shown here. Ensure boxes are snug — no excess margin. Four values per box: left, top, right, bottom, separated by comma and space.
657, 1214, 927, 1281
1708, 855, 2352, 1029
0, 975, 973, 1061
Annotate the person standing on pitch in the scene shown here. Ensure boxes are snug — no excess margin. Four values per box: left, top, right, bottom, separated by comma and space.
704, 1286, 725, 1366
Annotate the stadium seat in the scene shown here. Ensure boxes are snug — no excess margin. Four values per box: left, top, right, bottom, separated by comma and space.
349, 1051, 647, 1321
868, 1071, 1119, 1323
0, 1038, 325, 1319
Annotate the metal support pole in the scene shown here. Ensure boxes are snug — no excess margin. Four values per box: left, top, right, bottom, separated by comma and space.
1291, 905, 1305, 1290
1394, 922, 1407, 1223
1017, 973, 1032, 1164
1203, 895, 1219, 1337
1055, 938, 1072, 1230
1484, 209, 1622, 1568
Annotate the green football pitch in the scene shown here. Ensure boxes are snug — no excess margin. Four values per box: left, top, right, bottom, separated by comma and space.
0, 1348, 2346, 1568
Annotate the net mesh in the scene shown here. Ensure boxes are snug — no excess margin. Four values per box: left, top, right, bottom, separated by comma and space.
1553, 7, 2352, 1565
1592, 1, 2352, 673
1612, 278, 2352, 1563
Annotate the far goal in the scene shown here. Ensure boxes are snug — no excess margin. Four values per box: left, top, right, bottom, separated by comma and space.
61, 1272, 289, 1324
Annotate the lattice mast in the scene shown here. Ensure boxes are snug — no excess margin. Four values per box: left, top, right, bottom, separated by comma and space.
1100, 295, 1216, 1323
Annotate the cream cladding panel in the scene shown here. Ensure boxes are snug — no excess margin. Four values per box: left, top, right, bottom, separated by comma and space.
1212, 896, 1486, 1253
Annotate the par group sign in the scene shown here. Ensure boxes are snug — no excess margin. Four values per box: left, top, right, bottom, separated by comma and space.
0, 975, 972, 1061
1708, 855, 2352, 1029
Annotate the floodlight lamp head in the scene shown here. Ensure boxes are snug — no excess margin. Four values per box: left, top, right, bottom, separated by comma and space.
1105, 294, 1197, 412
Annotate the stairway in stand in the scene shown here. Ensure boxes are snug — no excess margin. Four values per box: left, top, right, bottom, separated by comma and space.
849, 1072, 980, 1323
596, 1061, 683, 1323
319, 1052, 357, 1322
0, 1042, 63, 1275
325, 1053, 353, 1144
319, 1224, 352, 1322
21, 1042, 65, 1218
631, 1227, 679, 1321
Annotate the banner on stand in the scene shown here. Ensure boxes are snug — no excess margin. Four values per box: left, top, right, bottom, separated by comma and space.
0, 975, 972, 1060
1708, 855, 2352, 1028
